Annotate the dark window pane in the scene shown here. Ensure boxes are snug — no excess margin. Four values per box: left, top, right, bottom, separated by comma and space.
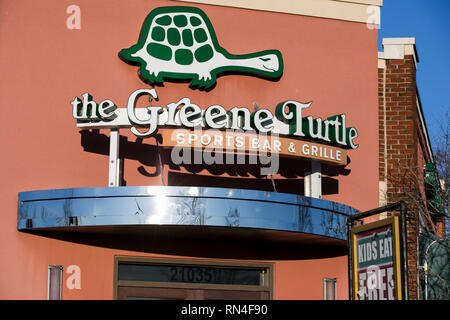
118, 263, 265, 286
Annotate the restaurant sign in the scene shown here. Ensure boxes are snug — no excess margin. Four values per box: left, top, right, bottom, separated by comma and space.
350, 217, 403, 300
70, 6, 359, 167
71, 88, 358, 165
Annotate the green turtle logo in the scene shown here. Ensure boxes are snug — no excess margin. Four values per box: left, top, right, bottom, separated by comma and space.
119, 6, 284, 90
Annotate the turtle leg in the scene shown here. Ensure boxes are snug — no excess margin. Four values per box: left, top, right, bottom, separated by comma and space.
139, 65, 164, 85
190, 72, 216, 90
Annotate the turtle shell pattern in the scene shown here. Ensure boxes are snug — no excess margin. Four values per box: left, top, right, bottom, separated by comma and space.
145, 11, 215, 66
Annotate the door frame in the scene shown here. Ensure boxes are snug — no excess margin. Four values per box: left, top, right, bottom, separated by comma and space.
113, 256, 274, 300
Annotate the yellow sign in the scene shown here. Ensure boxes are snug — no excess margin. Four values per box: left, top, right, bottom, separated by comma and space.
350, 217, 403, 300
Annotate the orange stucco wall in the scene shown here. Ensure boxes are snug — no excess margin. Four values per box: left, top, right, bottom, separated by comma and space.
0, 0, 378, 299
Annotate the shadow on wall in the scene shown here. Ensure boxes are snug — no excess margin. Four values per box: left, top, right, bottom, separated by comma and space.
80, 129, 351, 196
23, 225, 349, 260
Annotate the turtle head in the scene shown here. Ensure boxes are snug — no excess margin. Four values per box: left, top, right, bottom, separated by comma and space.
231, 50, 283, 80
258, 53, 282, 74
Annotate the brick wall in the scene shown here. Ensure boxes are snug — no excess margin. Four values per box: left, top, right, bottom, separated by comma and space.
378, 54, 420, 299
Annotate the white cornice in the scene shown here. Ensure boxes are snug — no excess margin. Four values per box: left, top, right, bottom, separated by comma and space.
171, 0, 382, 24
379, 37, 419, 68
334, 0, 382, 5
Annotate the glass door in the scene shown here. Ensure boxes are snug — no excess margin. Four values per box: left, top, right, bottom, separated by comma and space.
114, 256, 273, 300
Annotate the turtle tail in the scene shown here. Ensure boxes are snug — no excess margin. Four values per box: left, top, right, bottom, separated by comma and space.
119, 46, 140, 65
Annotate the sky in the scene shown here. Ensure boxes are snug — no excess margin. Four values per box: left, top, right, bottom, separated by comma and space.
378, 0, 450, 146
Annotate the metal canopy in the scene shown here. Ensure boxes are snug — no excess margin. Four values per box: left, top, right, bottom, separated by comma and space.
18, 186, 357, 250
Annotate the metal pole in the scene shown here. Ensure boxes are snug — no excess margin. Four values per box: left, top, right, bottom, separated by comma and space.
108, 128, 120, 187
347, 218, 354, 300
349, 201, 404, 222
304, 160, 322, 199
